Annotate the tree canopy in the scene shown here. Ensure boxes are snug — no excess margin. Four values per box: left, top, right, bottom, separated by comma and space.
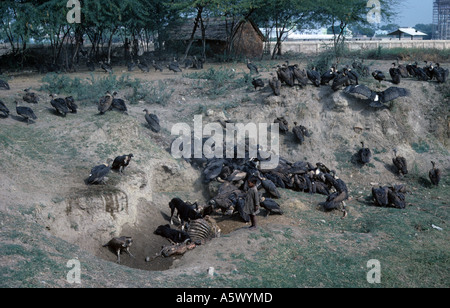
0, 0, 400, 66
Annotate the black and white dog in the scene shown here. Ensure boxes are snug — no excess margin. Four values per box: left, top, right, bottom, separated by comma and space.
169, 197, 202, 230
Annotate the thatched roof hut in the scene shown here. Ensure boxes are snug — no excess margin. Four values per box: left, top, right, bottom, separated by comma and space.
165, 18, 265, 58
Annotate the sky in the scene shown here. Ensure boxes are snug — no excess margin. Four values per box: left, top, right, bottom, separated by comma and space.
393, 0, 433, 27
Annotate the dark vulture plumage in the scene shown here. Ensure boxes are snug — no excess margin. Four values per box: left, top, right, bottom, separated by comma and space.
392, 149, 408, 176
331, 71, 350, 91
372, 186, 389, 207
274, 116, 289, 134
345, 67, 359, 85
137, 60, 150, 73
429, 161, 441, 187
320, 66, 336, 85
320, 172, 348, 217
269, 76, 281, 96
167, 59, 182, 73
277, 65, 294, 87
344, 84, 410, 108
23, 89, 39, 104
127, 60, 136, 72
396, 58, 409, 78
307, 67, 320, 87
292, 65, 309, 87
358, 141, 372, 165
0, 79, 10, 90
252, 78, 264, 91
100, 61, 113, 73
432, 63, 449, 83
143, 109, 160, 132
98, 92, 114, 114
50, 94, 69, 117
372, 70, 386, 83
258, 173, 281, 199
65, 96, 78, 113
412, 62, 429, 81
372, 185, 406, 209
292, 122, 310, 145
112, 154, 134, 174
389, 63, 401, 84
152, 60, 163, 72
86, 158, 113, 185
260, 198, 283, 216
110, 98, 128, 114
0, 100, 9, 117
15, 101, 37, 124
247, 59, 258, 74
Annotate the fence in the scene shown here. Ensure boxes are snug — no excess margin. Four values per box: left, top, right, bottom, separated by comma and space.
281, 40, 450, 55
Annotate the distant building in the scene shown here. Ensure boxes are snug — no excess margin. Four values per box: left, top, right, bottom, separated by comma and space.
433, 0, 450, 40
387, 28, 428, 40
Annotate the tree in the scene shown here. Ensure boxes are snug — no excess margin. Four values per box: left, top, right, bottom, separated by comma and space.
253, 0, 315, 59
315, 0, 399, 63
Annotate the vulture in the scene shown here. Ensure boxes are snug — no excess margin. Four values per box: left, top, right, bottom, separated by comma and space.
112, 154, 134, 174
406, 63, 416, 77
23, 89, 39, 104
143, 109, 160, 133
320, 171, 348, 217
247, 59, 258, 74
432, 63, 449, 83
320, 66, 336, 85
395, 58, 409, 78
167, 59, 182, 73
274, 116, 289, 134
252, 78, 264, 91
137, 60, 150, 73
50, 94, 70, 117
392, 149, 408, 176
277, 65, 294, 87
372, 70, 386, 83
269, 76, 281, 96
127, 60, 136, 72
372, 186, 389, 207
0, 100, 9, 117
358, 141, 372, 165
307, 67, 320, 87
102, 236, 134, 264
98, 92, 115, 114
344, 84, 410, 108
292, 65, 309, 87
428, 161, 441, 187
65, 96, 78, 113
292, 122, 310, 145
260, 198, 283, 216
152, 60, 164, 72
0, 79, 10, 90
86, 158, 113, 185
331, 71, 350, 91
257, 173, 281, 199
345, 67, 359, 85
412, 62, 429, 81
15, 101, 37, 124
110, 98, 128, 114
99, 61, 113, 73
389, 63, 401, 84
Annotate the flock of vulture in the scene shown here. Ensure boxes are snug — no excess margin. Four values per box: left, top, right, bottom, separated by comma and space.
244, 57, 445, 210
0, 55, 445, 262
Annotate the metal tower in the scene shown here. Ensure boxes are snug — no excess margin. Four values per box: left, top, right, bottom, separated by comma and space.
433, 0, 450, 40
